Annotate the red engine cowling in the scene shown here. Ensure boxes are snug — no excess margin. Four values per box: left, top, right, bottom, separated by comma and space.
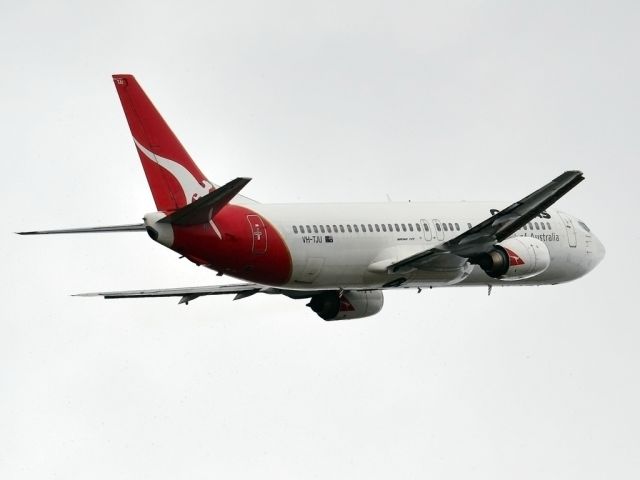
307, 291, 384, 320
472, 237, 551, 281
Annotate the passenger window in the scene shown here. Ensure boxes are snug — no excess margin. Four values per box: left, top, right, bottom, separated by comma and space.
293, 225, 298, 234
407, 224, 413, 232
339, 225, 345, 233
375, 224, 380, 232
354, 224, 359, 233
368, 224, 373, 232
361, 224, 366, 232
534, 222, 539, 229
319, 225, 325, 233
313, 225, 318, 233
547, 222, 552, 229
381, 224, 387, 232
467, 223, 472, 229
455, 223, 460, 231
347, 225, 352, 233
306, 225, 312, 233
443, 223, 448, 231
299, 225, 304, 233
401, 224, 406, 232
416, 223, 421, 232
448, 223, 453, 231
523, 224, 527, 230
436, 223, 442, 232
333, 225, 338, 233
326, 225, 331, 232
541, 223, 546, 230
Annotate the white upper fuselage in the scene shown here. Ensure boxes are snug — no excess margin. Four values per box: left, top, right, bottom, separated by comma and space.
246, 201, 604, 290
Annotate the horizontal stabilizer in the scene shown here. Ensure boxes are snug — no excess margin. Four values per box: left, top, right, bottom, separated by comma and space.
17, 223, 146, 235
159, 177, 251, 225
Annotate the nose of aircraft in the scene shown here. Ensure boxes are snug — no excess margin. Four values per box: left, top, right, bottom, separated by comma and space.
590, 232, 606, 268
566, 215, 605, 279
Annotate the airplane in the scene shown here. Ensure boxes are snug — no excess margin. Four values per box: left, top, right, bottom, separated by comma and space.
18, 74, 605, 320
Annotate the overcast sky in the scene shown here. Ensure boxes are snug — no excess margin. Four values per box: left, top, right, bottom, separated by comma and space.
2, 1, 639, 478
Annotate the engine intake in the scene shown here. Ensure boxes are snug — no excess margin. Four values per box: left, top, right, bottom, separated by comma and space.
473, 248, 510, 278
307, 290, 384, 321
472, 237, 551, 281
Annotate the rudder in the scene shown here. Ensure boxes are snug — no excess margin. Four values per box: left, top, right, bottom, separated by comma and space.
112, 74, 213, 211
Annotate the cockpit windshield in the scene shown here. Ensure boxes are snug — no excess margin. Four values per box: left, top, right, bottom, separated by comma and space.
577, 220, 591, 232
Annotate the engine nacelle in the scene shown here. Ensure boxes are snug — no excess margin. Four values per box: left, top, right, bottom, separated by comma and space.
472, 237, 551, 281
307, 290, 384, 321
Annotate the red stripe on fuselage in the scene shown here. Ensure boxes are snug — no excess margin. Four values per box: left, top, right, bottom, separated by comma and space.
170, 204, 292, 285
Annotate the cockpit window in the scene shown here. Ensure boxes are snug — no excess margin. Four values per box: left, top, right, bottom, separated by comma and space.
577, 220, 591, 232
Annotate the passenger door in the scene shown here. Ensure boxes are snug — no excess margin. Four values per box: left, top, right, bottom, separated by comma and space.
246, 214, 268, 254
558, 212, 577, 248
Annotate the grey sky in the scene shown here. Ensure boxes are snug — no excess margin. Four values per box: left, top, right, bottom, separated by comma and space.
1, 1, 639, 478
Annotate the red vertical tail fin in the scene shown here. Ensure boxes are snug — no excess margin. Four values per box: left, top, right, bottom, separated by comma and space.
112, 74, 213, 211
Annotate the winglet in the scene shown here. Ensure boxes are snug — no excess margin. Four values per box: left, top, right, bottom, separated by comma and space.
159, 177, 251, 225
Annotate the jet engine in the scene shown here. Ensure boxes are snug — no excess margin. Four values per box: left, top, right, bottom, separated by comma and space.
307, 290, 384, 320
471, 237, 551, 281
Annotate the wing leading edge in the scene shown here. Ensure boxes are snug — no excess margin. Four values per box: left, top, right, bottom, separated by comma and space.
389, 170, 584, 273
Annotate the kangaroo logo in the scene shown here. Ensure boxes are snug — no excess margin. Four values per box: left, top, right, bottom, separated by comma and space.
505, 248, 525, 266
134, 138, 213, 204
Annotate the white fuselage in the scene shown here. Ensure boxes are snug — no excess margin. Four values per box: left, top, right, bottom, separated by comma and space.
246, 201, 604, 290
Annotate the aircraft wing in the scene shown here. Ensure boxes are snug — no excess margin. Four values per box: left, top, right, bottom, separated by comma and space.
75, 283, 317, 304
389, 170, 584, 273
